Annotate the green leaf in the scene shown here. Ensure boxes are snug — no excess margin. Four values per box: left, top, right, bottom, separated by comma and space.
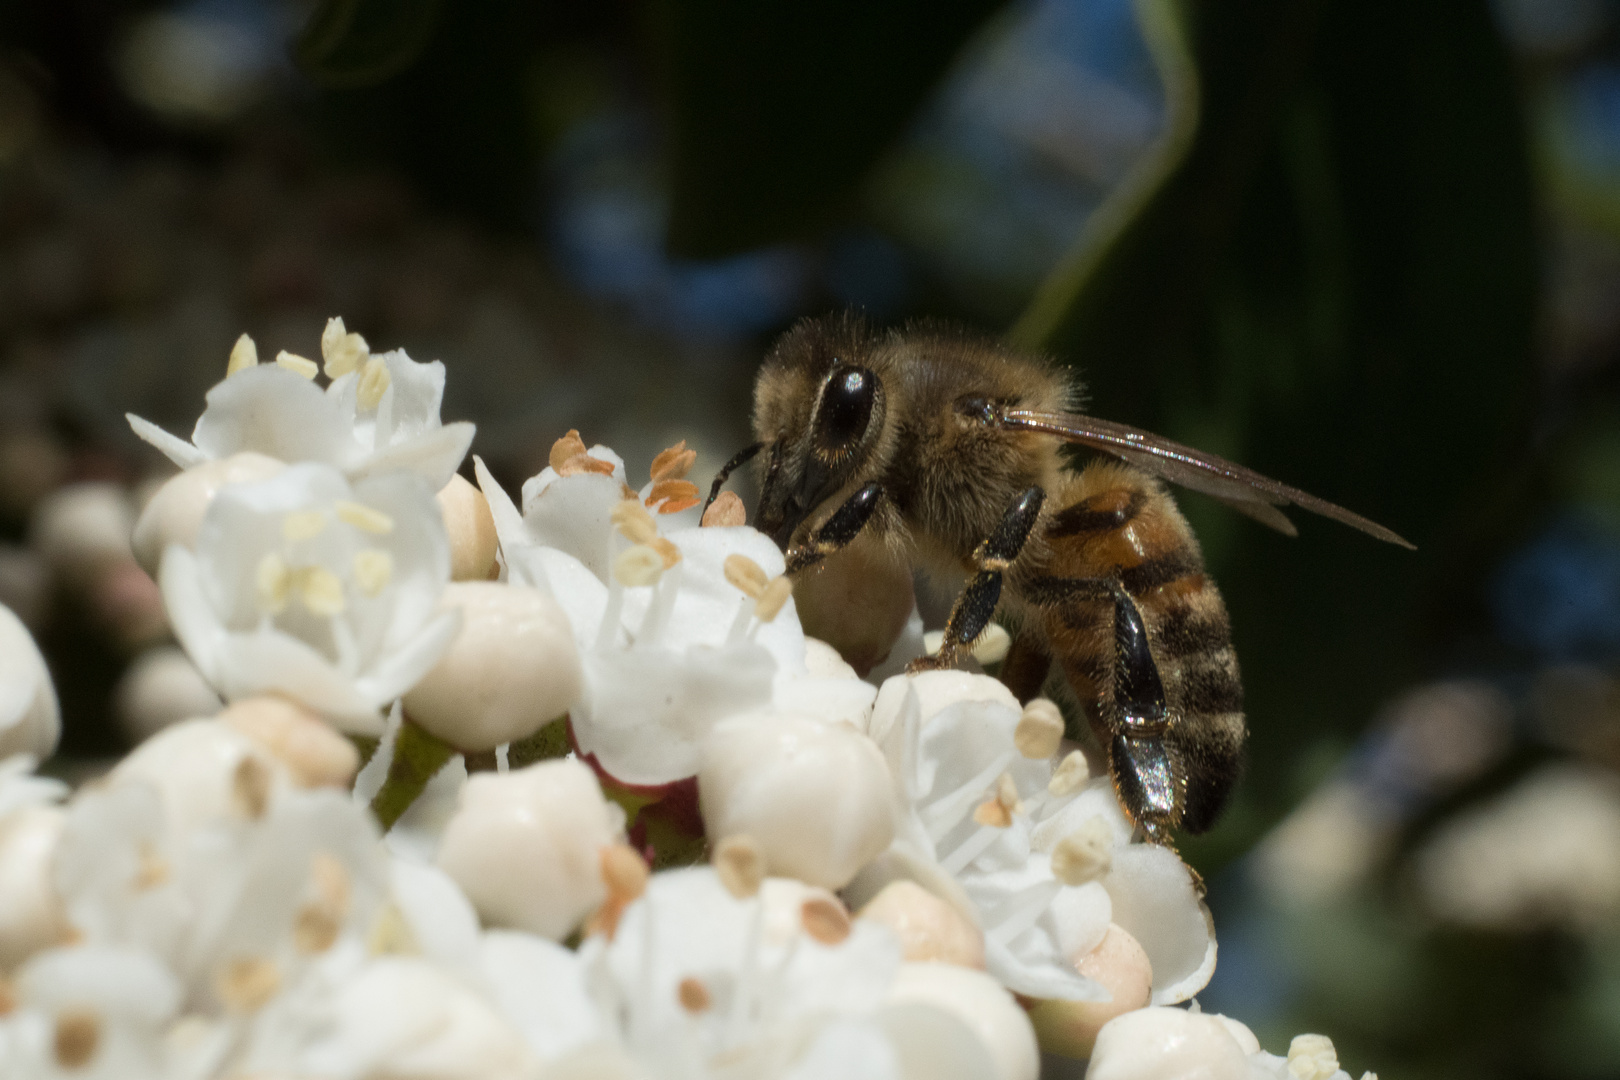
296, 0, 444, 88
655, 0, 1008, 257
1013, 0, 1537, 861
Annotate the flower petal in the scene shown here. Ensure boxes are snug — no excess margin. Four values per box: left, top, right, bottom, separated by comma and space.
1102, 844, 1217, 1004
125, 412, 208, 469
191, 364, 353, 464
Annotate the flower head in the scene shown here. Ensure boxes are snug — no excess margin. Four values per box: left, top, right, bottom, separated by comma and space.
160, 462, 460, 734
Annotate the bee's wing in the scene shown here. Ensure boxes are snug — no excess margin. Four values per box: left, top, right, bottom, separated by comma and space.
1000, 408, 1415, 549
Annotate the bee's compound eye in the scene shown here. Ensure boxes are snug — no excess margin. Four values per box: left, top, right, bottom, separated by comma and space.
818, 366, 875, 450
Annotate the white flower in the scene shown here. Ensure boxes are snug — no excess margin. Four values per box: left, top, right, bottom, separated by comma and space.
0, 602, 60, 761
3, 945, 181, 1080
699, 710, 895, 890
159, 462, 460, 735
567, 866, 1028, 1080
130, 452, 286, 579
403, 581, 582, 752
436, 759, 626, 939
853, 672, 1215, 1005
52, 778, 388, 1010
127, 327, 476, 493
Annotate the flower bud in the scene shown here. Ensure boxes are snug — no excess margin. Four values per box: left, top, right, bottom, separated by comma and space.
437, 474, 498, 582
130, 452, 285, 578
888, 962, 1039, 1080
1026, 923, 1152, 1059
436, 759, 624, 940
403, 582, 582, 752
0, 602, 59, 760
791, 533, 914, 676
114, 646, 223, 743
0, 805, 67, 969
699, 712, 894, 890
856, 880, 984, 968
30, 482, 135, 589
220, 695, 359, 789
1088, 1007, 1251, 1080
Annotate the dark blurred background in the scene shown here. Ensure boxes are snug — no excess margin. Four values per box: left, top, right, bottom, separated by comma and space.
0, 0, 1617, 1075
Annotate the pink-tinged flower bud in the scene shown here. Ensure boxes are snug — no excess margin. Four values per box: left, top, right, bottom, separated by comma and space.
699, 712, 894, 890
131, 452, 285, 577
219, 695, 359, 789
437, 474, 498, 581
1088, 1007, 1251, 1080
404, 582, 582, 752
436, 759, 624, 940
1026, 923, 1153, 1059
856, 880, 985, 969
790, 534, 914, 676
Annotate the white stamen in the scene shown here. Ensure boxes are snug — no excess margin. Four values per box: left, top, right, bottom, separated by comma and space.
226, 333, 258, 376
939, 823, 1007, 876
924, 749, 1018, 843
336, 501, 394, 535
357, 356, 391, 410
982, 879, 1064, 946
353, 549, 393, 595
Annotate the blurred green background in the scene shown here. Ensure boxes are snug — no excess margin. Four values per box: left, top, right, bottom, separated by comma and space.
2, 0, 1619, 1075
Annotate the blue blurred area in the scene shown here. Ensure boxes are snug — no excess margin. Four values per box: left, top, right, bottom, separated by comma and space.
542, 0, 1164, 333
1491, 512, 1620, 662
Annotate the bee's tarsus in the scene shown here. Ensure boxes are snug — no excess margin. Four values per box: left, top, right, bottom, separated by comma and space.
783, 482, 885, 576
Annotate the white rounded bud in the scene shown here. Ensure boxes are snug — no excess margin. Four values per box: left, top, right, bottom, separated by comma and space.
436, 759, 624, 940
699, 712, 894, 890
130, 453, 285, 577
1088, 1006, 1251, 1080
114, 646, 222, 743
0, 602, 59, 760
0, 805, 67, 970
857, 880, 984, 968
437, 474, 498, 582
403, 582, 582, 752
888, 962, 1039, 1080
30, 481, 135, 588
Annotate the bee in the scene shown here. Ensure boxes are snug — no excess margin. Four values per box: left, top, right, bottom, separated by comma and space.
705, 313, 1412, 843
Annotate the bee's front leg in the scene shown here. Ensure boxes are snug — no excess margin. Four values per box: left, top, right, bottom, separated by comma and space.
909, 486, 1045, 674
783, 483, 885, 576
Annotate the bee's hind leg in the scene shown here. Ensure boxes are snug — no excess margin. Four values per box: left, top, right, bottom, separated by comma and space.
909, 486, 1046, 674
783, 482, 885, 576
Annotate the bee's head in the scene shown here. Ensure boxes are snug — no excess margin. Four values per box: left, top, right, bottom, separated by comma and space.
750, 314, 888, 548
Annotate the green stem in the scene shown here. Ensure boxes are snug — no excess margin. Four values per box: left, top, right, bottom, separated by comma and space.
369, 716, 455, 831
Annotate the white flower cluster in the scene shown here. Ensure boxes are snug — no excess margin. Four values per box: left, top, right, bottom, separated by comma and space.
0, 321, 1379, 1078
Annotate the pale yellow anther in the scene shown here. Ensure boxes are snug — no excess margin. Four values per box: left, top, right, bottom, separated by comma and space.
367, 903, 419, 956
677, 976, 712, 1014
754, 576, 793, 622
613, 544, 665, 587
974, 773, 1022, 827
133, 843, 169, 890
650, 536, 682, 569
600, 843, 649, 901
226, 333, 259, 376
275, 351, 319, 380
723, 554, 768, 598
1050, 816, 1114, 886
1287, 1035, 1340, 1080
611, 498, 658, 544
232, 756, 272, 820
335, 501, 394, 535
1048, 750, 1091, 796
321, 316, 370, 379
353, 549, 393, 595
714, 835, 765, 899
970, 622, 1011, 664
356, 356, 391, 410
281, 510, 328, 543
296, 566, 346, 617
217, 956, 281, 1013
1015, 699, 1064, 759
256, 553, 290, 614
52, 1010, 99, 1069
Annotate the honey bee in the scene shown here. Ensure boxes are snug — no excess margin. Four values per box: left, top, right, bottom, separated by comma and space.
706, 313, 1411, 843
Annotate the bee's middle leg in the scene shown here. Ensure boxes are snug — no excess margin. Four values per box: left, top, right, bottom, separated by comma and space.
909, 486, 1046, 673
